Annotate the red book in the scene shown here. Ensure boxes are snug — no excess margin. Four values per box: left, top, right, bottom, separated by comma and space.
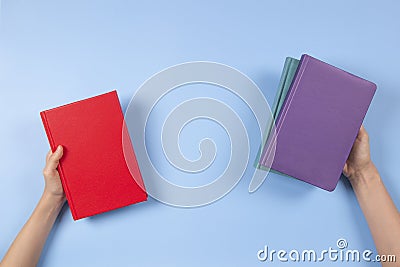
40, 91, 147, 220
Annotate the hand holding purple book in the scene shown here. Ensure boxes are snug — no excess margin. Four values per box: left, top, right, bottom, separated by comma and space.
259, 54, 376, 191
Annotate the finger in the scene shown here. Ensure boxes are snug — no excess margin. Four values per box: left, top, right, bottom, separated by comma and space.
47, 145, 64, 170
46, 149, 52, 162
360, 125, 366, 134
358, 125, 368, 140
342, 163, 348, 176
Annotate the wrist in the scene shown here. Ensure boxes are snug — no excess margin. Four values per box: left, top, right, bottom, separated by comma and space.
349, 162, 380, 191
42, 190, 66, 206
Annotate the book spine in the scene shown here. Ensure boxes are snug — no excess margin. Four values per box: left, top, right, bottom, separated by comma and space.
40, 111, 79, 220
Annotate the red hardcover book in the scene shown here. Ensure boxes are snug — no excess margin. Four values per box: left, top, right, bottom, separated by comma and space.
40, 90, 147, 220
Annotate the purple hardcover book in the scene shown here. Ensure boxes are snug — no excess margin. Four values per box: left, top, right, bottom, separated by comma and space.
259, 54, 376, 191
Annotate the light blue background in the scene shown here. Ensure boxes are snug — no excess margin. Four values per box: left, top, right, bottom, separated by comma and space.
1, 0, 399, 266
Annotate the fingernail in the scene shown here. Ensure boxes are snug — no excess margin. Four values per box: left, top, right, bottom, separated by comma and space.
57, 145, 62, 151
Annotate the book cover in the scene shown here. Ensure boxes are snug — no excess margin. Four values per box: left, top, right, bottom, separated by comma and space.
40, 90, 147, 220
259, 54, 376, 191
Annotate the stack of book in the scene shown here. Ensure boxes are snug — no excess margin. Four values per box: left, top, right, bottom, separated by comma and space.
258, 54, 376, 191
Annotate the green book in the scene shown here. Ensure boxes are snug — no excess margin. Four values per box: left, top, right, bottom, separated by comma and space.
275, 57, 300, 117
255, 57, 299, 170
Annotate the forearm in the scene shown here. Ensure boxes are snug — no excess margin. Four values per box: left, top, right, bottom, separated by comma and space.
351, 164, 400, 265
0, 192, 65, 267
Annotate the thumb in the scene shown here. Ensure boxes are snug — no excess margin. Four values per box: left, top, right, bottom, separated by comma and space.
48, 145, 63, 170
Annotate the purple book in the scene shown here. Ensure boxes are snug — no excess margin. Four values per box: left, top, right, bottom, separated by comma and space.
259, 54, 376, 191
